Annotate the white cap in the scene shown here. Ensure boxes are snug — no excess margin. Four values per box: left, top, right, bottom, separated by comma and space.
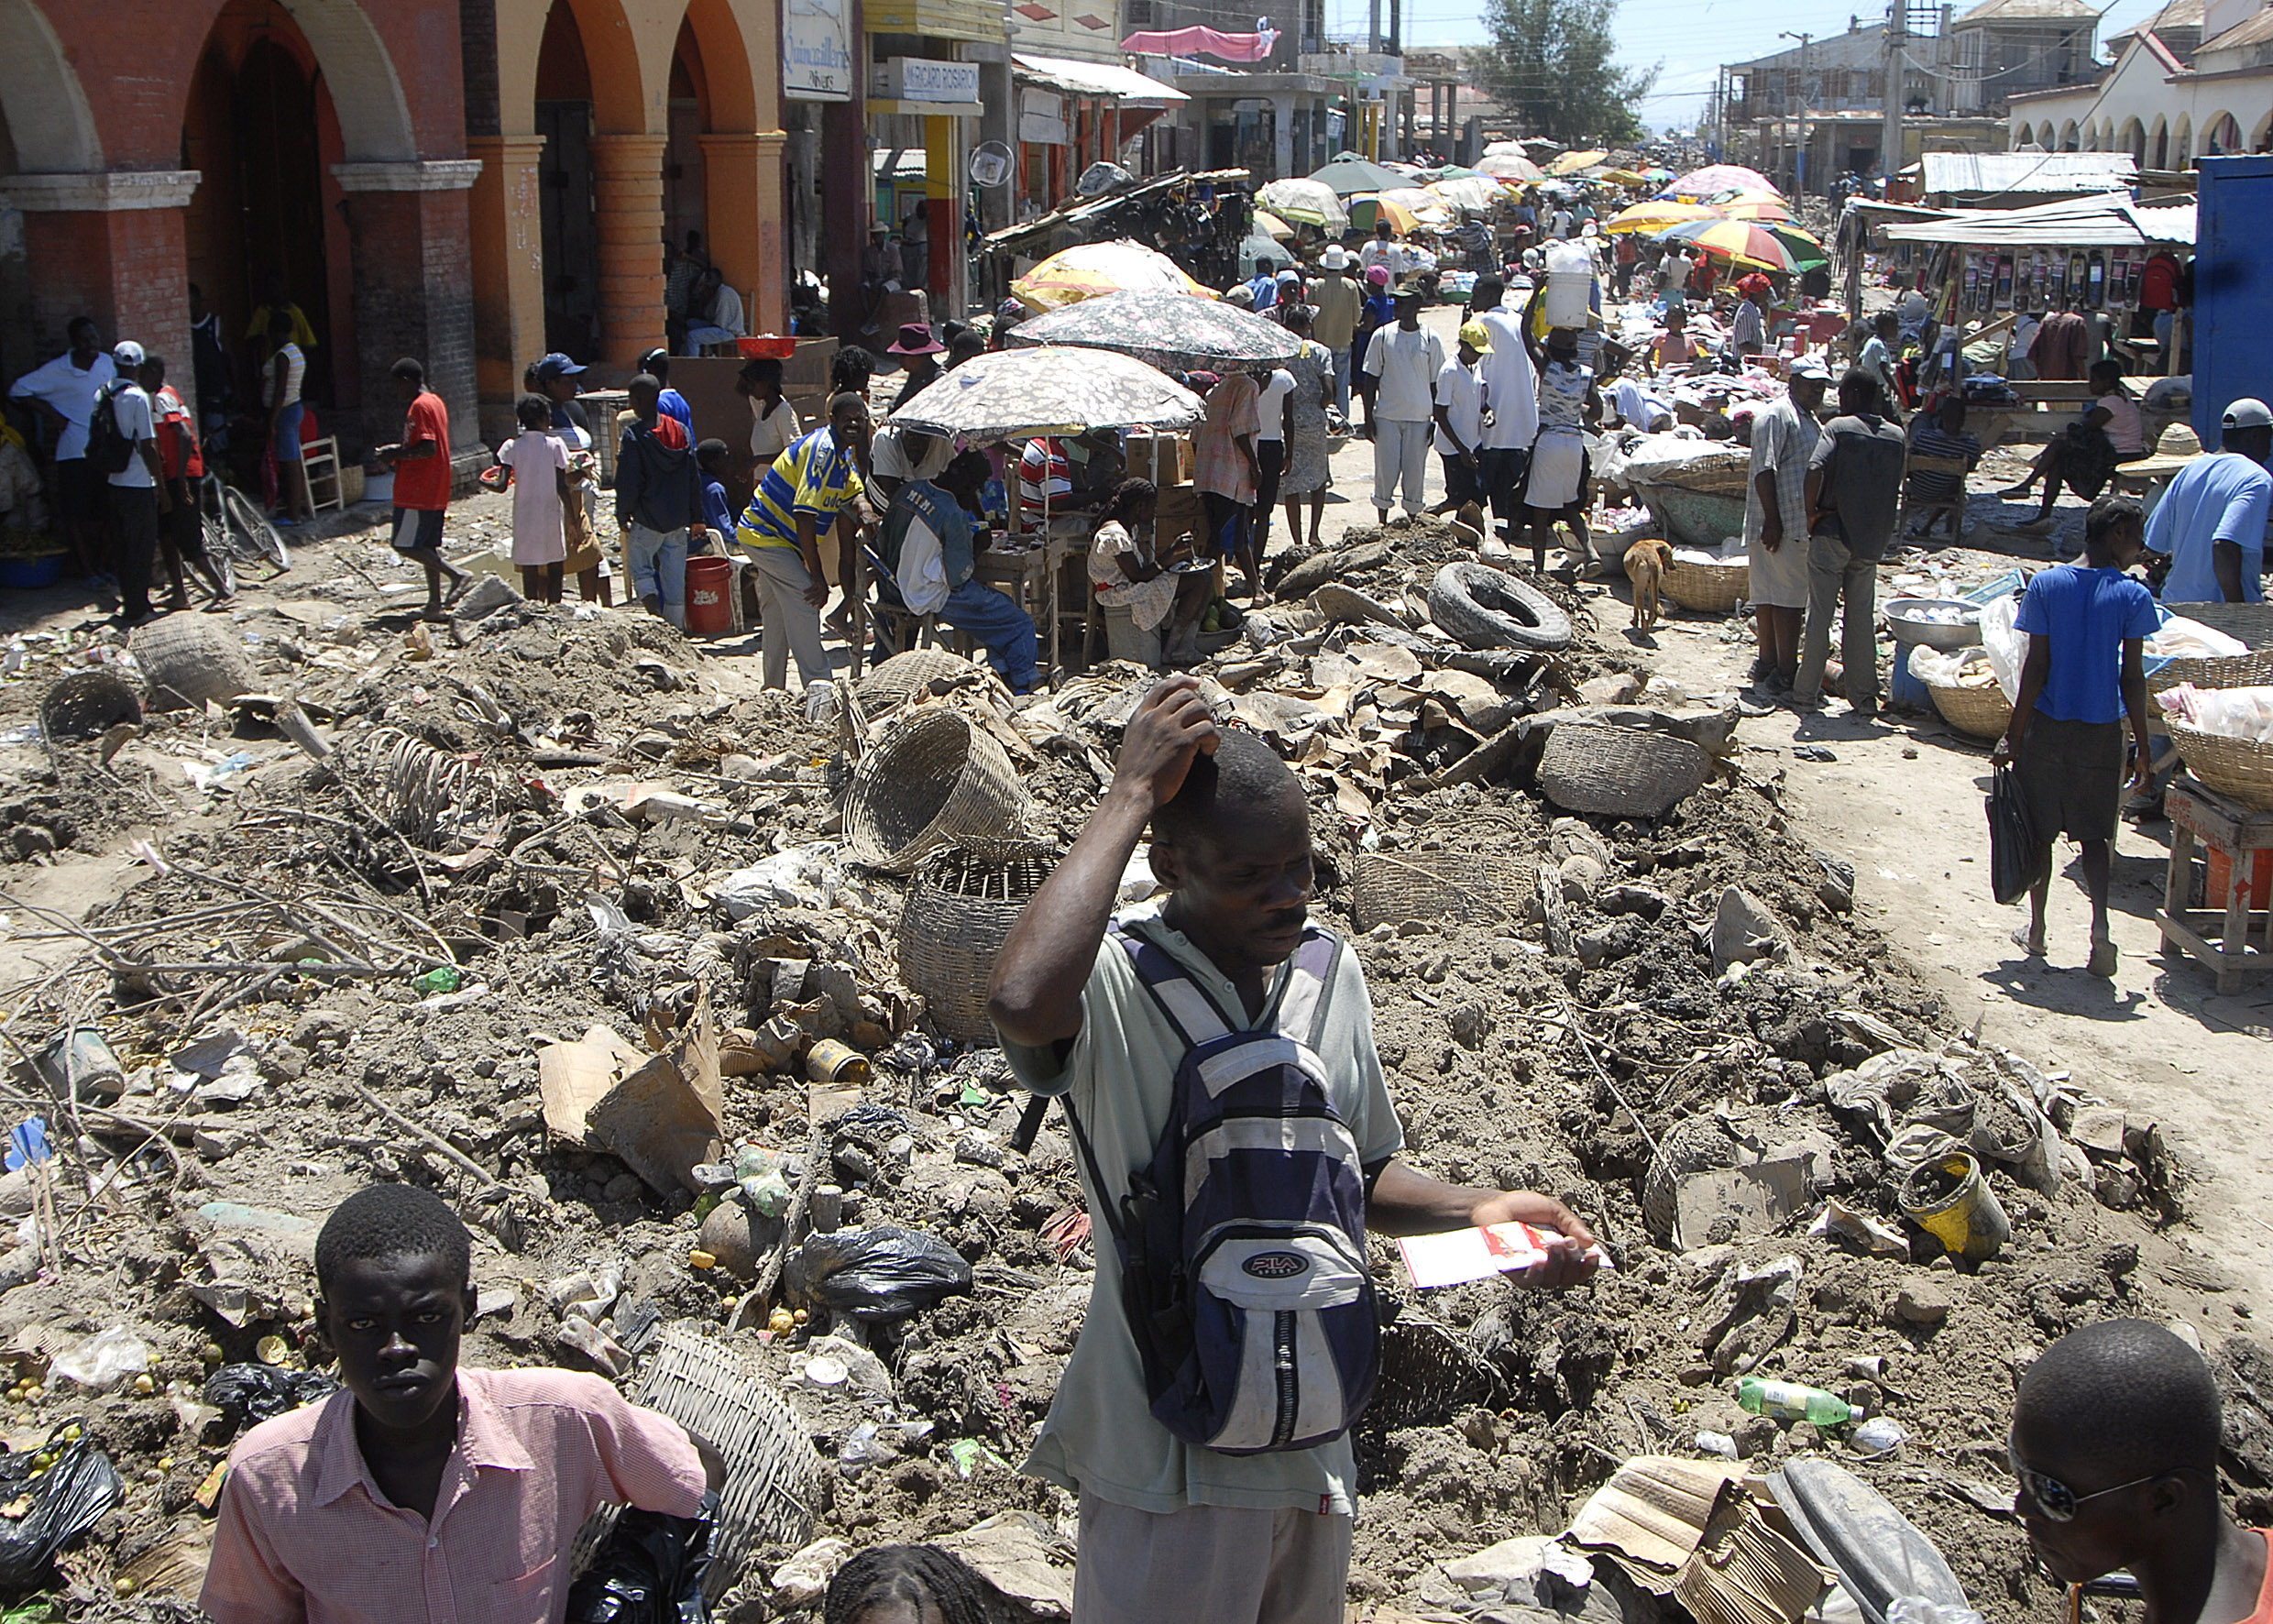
112, 340, 145, 368
2224, 397, 2273, 430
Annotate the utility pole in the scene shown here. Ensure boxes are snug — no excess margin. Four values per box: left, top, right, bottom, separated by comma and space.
1780, 31, 1812, 196
1883, 0, 1905, 192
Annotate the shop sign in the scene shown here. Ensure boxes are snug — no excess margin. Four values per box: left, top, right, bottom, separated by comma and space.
881, 57, 981, 102
785, 0, 855, 100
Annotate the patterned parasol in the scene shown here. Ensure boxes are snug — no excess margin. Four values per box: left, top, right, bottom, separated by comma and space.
1257, 177, 1349, 230
1005, 291, 1301, 376
1603, 200, 1723, 235
1011, 239, 1215, 313
1660, 165, 1782, 202
885, 344, 1204, 440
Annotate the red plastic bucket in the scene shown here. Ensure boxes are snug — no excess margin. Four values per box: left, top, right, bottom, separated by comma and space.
685, 555, 733, 636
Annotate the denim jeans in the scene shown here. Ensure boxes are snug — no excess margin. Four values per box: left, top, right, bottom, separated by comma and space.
625, 522, 688, 626
1330, 346, 1352, 414
941, 578, 1040, 692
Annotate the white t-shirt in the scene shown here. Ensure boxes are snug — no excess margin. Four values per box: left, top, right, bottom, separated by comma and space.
8, 351, 115, 461
1363, 324, 1446, 423
1662, 253, 1692, 291
1433, 359, 1487, 455
105, 384, 157, 488
1357, 240, 1411, 279
1606, 377, 1671, 429
750, 397, 801, 462
872, 424, 952, 485
1255, 369, 1295, 444
1472, 307, 1539, 451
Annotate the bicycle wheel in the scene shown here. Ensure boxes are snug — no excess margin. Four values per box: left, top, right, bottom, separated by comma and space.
221, 486, 290, 573
198, 508, 238, 600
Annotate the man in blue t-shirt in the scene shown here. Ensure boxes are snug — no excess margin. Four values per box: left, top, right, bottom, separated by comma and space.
2147, 397, 2272, 604
1993, 494, 2159, 978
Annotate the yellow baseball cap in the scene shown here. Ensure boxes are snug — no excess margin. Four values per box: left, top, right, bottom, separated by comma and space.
1458, 320, 1493, 352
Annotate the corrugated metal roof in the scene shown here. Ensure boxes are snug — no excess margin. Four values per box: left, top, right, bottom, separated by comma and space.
2199, 3, 2273, 53
1910, 150, 2137, 195
1011, 52, 1191, 103
1953, 0, 2098, 22
1883, 192, 2195, 245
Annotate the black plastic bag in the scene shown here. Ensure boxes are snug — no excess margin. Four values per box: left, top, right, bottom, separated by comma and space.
1987, 765, 2047, 905
204, 1364, 342, 1430
565, 1494, 717, 1624
0, 1421, 124, 1590
787, 1224, 972, 1321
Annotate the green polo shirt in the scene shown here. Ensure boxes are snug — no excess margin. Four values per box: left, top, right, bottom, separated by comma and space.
998, 900, 1404, 1516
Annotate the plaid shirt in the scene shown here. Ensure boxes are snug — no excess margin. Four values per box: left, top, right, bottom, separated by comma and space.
200, 1367, 706, 1624
1745, 394, 1820, 545
1191, 371, 1260, 504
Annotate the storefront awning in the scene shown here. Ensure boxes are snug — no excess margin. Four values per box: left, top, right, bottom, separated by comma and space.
1882, 192, 2191, 248
1011, 52, 1190, 105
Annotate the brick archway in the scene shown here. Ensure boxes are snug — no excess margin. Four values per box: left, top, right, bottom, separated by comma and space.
0, 0, 103, 172
272, 0, 418, 160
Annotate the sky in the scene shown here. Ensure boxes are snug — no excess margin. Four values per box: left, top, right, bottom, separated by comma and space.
1370, 0, 2172, 132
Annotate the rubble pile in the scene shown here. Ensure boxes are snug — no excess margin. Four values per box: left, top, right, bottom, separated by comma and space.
0, 525, 2264, 1624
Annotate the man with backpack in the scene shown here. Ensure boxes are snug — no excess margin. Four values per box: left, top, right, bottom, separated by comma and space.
989, 677, 1599, 1624
90, 340, 168, 627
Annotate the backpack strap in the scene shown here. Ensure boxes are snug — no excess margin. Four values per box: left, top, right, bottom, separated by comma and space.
1110, 923, 1234, 1050
1056, 1092, 1126, 1249
1273, 928, 1341, 1050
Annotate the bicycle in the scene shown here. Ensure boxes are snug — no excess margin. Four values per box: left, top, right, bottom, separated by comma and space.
196, 429, 291, 578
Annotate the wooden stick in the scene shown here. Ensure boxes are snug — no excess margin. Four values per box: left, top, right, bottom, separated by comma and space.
346, 1077, 512, 1199
730, 1124, 830, 1330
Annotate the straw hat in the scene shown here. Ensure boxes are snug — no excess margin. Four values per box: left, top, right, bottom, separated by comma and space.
2119, 422, 2205, 477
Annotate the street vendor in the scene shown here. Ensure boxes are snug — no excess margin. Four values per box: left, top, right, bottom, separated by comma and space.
1730, 274, 1774, 360
1519, 287, 1601, 573
987, 677, 1599, 1624
875, 448, 1039, 693
1647, 306, 1707, 373
1088, 478, 1212, 669
1019, 426, 1126, 528
1999, 360, 2144, 533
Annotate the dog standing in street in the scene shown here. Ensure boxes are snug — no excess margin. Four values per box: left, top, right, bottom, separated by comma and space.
1624, 537, 1673, 631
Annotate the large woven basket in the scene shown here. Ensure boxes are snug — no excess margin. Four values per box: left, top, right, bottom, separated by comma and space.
2168, 721, 2273, 812
1928, 680, 2014, 741
38, 670, 142, 741
1644, 448, 1753, 498
1640, 1114, 1744, 1244
2147, 649, 2273, 697
843, 706, 1030, 872
856, 648, 980, 717
129, 616, 258, 709
1660, 556, 1751, 614
898, 841, 1059, 1043
1351, 850, 1521, 934
622, 1323, 820, 1598
1538, 722, 1709, 818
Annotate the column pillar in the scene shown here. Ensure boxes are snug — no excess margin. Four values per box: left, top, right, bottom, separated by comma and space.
924, 115, 959, 319
332, 160, 485, 465
1273, 94, 1295, 179
587, 134, 670, 368
2, 172, 201, 377
466, 135, 547, 447
702, 130, 792, 338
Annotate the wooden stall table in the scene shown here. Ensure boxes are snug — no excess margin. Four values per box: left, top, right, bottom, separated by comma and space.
972, 532, 1087, 684
2158, 776, 2273, 994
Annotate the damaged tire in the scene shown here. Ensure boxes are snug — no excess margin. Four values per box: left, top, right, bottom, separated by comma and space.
1428, 562, 1573, 653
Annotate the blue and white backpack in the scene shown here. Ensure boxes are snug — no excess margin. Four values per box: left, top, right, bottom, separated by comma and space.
1064, 922, 1380, 1454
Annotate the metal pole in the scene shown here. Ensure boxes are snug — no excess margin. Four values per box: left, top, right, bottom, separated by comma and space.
1883, 0, 1905, 192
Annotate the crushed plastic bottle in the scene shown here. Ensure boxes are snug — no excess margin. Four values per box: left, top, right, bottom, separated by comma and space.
412, 966, 462, 995
1850, 1416, 1907, 1455
1735, 1377, 1862, 1426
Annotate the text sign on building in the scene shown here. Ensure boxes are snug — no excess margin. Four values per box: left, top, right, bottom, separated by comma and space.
785, 0, 855, 100
882, 56, 982, 102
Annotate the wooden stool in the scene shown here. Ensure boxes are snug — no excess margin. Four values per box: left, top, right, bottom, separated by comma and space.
2157, 776, 2273, 993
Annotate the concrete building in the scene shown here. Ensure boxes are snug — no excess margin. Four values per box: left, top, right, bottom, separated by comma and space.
2004, 0, 2273, 164
0, 0, 792, 455
1947, 0, 2099, 113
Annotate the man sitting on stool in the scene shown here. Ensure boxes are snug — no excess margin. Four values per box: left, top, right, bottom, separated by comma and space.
875, 449, 1039, 694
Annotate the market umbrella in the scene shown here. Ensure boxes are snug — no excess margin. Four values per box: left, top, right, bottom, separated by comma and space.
1427, 175, 1504, 214
1593, 167, 1652, 187
1011, 239, 1215, 312
1257, 177, 1349, 230
1006, 291, 1301, 377
1378, 186, 1455, 225
1235, 233, 1284, 278
1310, 156, 1407, 195
1762, 221, 1828, 267
1604, 200, 1723, 235
1718, 193, 1794, 223
1548, 148, 1608, 175
1654, 216, 1803, 272
1661, 164, 1781, 201
1477, 151, 1544, 182
1430, 164, 1488, 181
1254, 208, 1295, 239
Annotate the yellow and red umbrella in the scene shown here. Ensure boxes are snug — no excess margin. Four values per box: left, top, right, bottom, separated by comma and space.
1604, 200, 1723, 235
1011, 239, 1215, 313
1655, 217, 1802, 272
1253, 209, 1295, 240
1717, 192, 1794, 223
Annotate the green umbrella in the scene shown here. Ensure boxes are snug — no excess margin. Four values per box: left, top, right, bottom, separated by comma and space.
1310, 157, 1407, 196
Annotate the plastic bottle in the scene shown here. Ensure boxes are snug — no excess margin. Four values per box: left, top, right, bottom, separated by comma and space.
413, 965, 462, 995
1735, 1377, 1862, 1426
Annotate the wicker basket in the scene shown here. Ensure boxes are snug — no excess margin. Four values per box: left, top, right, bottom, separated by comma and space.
843, 707, 1031, 872
38, 670, 142, 741
1928, 680, 2014, 741
1642, 448, 1753, 498
1367, 1315, 1501, 1428
624, 1322, 821, 1598
1351, 850, 1521, 934
856, 648, 979, 717
128, 616, 258, 709
1660, 556, 1751, 615
2147, 649, 2273, 696
1537, 722, 1709, 818
898, 841, 1060, 1043
2168, 721, 2273, 812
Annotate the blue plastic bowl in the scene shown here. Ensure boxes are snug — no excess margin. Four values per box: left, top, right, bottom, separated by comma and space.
0, 553, 63, 589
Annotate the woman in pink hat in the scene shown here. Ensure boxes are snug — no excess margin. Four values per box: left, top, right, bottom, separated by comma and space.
886, 323, 947, 408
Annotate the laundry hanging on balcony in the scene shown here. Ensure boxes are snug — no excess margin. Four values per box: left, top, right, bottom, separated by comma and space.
1118, 20, 1279, 61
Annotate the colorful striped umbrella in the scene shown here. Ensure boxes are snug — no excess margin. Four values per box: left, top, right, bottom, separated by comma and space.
1717, 192, 1794, 223
1654, 217, 1802, 272
1763, 221, 1828, 267
1011, 239, 1215, 312
1254, 209, 1295, 240
1661, 164, 1782, 202
1604, 200, 1723, 236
